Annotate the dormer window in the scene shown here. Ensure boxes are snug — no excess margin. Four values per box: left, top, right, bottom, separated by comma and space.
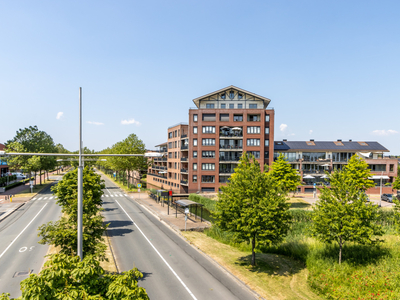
229, 91, 235, 99
221, 93, 226, 99
238, 93, 243, 99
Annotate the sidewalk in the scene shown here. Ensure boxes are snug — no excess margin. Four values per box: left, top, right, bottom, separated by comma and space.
0, 202, 25, 222
129, 192, 211, 232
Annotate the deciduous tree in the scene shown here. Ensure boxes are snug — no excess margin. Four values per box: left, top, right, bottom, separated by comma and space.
269, 153, 301, 194
312, 170, 383, 264
215, 153, 292, 266
342, 154, 375, 191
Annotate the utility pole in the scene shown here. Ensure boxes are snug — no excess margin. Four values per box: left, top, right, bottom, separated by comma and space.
77, 87, 83, 260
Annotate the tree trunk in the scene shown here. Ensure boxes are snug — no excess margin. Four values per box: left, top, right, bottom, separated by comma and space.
34, 171, 37, 185
40, 170, 42, 185
251, 234, 256, 266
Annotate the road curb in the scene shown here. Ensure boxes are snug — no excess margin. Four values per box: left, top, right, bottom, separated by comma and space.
130, 196, 264, 300
0, 203, 25, 223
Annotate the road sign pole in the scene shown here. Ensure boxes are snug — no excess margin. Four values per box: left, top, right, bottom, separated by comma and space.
77, 87, 83, 260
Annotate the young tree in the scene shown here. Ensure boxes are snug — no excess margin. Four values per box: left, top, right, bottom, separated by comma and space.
342, 154, 375, 191
312, 170, 383, 264
0, 254, 149, 299
215, 153, 292, 266
269, 153, 301, 194
38, 167, 108, 259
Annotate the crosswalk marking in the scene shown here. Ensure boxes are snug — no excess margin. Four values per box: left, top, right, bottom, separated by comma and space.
38, 197, 43, 200
49, 196, 53, 200
124, 194, 127, 196
106, 195, 109, 197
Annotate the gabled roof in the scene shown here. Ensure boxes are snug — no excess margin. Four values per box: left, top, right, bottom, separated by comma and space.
274, 141, 389, 152
192, 85, 271, 108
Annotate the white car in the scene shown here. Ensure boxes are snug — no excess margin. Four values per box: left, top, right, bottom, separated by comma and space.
12, 172, 26, 179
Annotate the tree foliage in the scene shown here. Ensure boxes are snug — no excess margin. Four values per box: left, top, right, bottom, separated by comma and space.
215, 153, 292, 266
0, 254, 149, 299
342, 154, 375, 191
393, 175, 400, 191
38, 167, 108, 259
269, 153, 301, 193
312, 170, 383, 264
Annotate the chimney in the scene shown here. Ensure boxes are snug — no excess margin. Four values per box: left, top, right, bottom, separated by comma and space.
349, 139, 352, 142
283, 139, 287, 142
310, 139, 314, 142
337, 139, 342, 142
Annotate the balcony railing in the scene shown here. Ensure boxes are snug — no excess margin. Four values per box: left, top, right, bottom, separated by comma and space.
181, 168, 188, 173
219, 157, 240, 162
180, 180, 189, 186
154, 158, 167, 162
219, 132, 243, 138
181, 145, 188, 150
181, 134, 188, 139
219, 145, 243, 149
181, 157, 188, 162
219, 169, 235, 174
148, 173, 167, 179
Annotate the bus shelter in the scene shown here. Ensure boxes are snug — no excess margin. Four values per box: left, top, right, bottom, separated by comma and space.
174, 199, 204, 222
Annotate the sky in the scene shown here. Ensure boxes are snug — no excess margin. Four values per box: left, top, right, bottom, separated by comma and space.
1, 0, 399, 154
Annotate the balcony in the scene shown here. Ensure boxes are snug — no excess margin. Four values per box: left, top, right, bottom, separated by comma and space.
154, 157, 167, 162
181, 180, 189, 186
181, 134, 188, 139
219, 132, 243, 139
219, 169, 235, 174
219, 157, 240, 162
181, 157, 188, 162
148, 173, 167, 179
181, 168, 188, 174
181, 145, 188, 150
219, 145, 243, 150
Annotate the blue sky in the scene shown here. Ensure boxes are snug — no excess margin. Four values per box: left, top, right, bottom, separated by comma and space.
1, 0, 399, 154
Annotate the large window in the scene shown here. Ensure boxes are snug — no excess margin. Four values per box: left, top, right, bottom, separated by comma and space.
193, 126, 197, 134
303, 152, 326, 162
193, 151, 197, 158
247, 151, 260, 158
229, 104, 234, 109
247, 114, 260, 121
238, 104, 243, 109
193, 139, 197, 146
247, 126, 260, 134
249, 104, 257, 109
220, 114, 229, 121
202, 163, 215, 170
202, 113, 216, 121
265, 127, 269, 134
233, 114, 243, 121
206, 103, 215, 108
202, 151, 215, 158
193, 175, 197, 182
193, 114, 198, 122
369, 164, 386, 171
202, 126, 215, 134
265, 115, 270, 122
202, 138, 215, 146
247, 139, 260, 146
221, 104, 226, 109
274, 152, 296, 162
265, 140, 269, 146
193, 163, 197, 170
168, 132, 172, 139
202, 175, 215, 183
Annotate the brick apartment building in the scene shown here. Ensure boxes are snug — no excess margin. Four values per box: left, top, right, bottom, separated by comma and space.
146, 86, 398, 194
147, 85, 274, 193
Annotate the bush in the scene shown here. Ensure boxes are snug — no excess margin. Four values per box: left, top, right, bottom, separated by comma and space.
188, 194, 217, 212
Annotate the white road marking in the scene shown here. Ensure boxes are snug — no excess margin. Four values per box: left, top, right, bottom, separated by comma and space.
0, 203, 48, 259
105, 195, 109, 197
38, 197, 43, 200
49, 197, 53, 200
106, 186, 197, 300
124, 194, 127, 196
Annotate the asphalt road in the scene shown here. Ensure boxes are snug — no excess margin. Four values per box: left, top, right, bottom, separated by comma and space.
100, 174, 256, 300
0, 184, 62, 298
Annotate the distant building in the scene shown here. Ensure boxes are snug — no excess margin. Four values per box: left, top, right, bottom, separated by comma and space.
0, 143, 9, 176
274, 139, 398, 194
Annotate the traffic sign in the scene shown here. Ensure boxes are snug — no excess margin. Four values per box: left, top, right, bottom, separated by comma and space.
185, 208, 189, 214
137, 183, 142, 188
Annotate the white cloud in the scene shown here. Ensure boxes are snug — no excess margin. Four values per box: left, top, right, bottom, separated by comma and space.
87, 121, 104, 126
280, 124, 288, 132
56, 112, 63, 120
372, 129, 398, 136
121, 118, 141, 125
309, 130, 313, 134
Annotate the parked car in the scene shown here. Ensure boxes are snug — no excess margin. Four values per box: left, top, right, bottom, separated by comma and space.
381, 194, 399, 203
12, 172, 26, 179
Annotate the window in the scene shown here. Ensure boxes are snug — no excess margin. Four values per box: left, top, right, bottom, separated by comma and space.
229, 104, 234, 109
202, 163, 215, 170
174, 152, 177, 158
265, 115, 270, 122
202, 175, 215, 183
265, 140, 269, 146
202, 113, 216, 121
247, 126, 260, 134
174, 162, 177, 169
193, 126, 197, 134
265, 127, 269, 134
174, 173, 177, 179
202, 126, 215, 134
229, 91, 235, 99
247, 151, 260, 158
249, 104, 257, 109
390, 164, 394, 172
168, 132, 172, 138
202, 138, 215, 146
201, 187, 215, 192
233, 114, 243, 121
247, 114, 260, 121
168, 142, 172, 149
193, 114, 198, 122
193, 175, 197, 182
238, 104, 243, 109
206, 103, 215, 109
202, 151, 215, 158
168, 152, 172, 158
220, 114, 229, 121
175, 130, 177, 137
238, 93, 243, 99
221, 104, 226, 109
264, 151, 269, 159
221, 93, 226, 99
193, 151, 197, 158
247, 139, 260, 146
178, 129, 180, 136
193, 139, 197, 146
175, 141, 177, 148
193, 163, 197, 170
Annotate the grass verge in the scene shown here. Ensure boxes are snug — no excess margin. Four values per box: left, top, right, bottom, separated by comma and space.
288, 197, 312, 210
182, 231, 321, 300
14, 180, 55, 197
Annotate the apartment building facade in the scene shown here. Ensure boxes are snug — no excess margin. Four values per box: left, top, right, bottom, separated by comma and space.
0, 143, 9, 176
147, 86, 275, 193
274, 139, 398, 194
